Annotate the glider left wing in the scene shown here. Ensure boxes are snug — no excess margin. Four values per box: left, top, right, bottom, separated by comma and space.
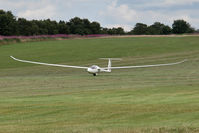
10, 56, 88, 69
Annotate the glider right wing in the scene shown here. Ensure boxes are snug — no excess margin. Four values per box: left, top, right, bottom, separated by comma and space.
109, 59, 187, 69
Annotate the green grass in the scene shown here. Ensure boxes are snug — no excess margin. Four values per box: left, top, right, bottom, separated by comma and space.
0, 37, 199, 133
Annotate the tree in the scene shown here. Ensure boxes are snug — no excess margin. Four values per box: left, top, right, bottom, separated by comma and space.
17, 18, 40, 36
101, 28, 108, 34
43, 19, 58, 35
0, 10, 17, 35
187, 26, 195, 33
67, 17, 83, 34
115, 27, 125, 35
172, 19, 194, 34
90, 22, 101, 34
162, 25, 172, 35
131, 23, 148, 35
147, 22, 164, 35
106, 27, 125, 35
67, 17, 101, 35
58, 21, 70, 34
82, 19, 92, 34
33, 20, 48, 35
147, 22, 172, 35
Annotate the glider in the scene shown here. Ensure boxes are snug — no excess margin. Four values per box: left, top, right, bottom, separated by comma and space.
10, 56, 187, 76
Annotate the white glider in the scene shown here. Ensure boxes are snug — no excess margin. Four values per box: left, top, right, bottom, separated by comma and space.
10, 56, 187, 76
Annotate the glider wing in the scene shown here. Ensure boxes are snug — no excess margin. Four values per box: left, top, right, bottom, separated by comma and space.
10, 56, 88, 69
108, 59, 187, 69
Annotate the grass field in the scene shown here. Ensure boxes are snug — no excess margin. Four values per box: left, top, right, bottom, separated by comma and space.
0, 37, 199, 133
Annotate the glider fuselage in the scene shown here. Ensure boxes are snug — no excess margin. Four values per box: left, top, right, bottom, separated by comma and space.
87, 65, 111, 75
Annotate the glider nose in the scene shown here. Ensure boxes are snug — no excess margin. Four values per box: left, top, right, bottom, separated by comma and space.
87, 68, 93, 73
87, 67, 99, 74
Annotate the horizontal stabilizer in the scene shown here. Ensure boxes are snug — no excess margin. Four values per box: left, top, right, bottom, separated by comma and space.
99, 58, 122, 60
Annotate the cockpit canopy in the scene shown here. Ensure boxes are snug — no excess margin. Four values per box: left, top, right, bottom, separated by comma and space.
91, 65, 98, 69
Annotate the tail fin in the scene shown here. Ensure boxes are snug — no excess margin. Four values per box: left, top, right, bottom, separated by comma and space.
99, 58, 122, 72
108, 59, 111, 72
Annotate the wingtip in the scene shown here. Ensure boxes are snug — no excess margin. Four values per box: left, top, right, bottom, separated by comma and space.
182, 59, 188, 63
10, 56, 16, 60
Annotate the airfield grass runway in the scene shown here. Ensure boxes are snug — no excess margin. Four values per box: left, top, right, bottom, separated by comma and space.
0, 37, 199, 133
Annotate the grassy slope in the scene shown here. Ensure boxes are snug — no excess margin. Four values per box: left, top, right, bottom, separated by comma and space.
0, 37, 199, 133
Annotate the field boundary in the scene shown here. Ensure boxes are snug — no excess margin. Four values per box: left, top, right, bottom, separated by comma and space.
1, 34, 199, 45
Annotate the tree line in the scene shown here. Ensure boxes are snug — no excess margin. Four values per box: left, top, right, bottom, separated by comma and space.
130, 21, 195, 35
0, 10, 197, 36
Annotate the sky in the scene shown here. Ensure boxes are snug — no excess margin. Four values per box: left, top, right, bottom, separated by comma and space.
0, 0, 199, 31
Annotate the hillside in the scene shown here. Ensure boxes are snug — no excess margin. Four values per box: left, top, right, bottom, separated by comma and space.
0, 37, 199, 133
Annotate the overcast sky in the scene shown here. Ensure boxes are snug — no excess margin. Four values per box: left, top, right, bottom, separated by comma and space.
1, 0, 199, 31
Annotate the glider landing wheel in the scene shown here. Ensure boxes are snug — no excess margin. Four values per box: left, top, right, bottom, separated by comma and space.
93, 73, 97, 76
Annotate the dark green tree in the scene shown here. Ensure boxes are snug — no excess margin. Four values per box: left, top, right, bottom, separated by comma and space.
101, 28, 108, 34
115, 27, 125, 35
67, 17, 101, 35
147, 22, 172, 35
82, 19, 92, 34
58, 21, 70, 34
43, 19, 58, 35
172, 19, 194, 34
0, 10, 17, 35
131, 23, 148, 35
106, 27, 125, 35
90, 22, 101, 34
107, 28, 117, 35
17, 18, 39, 35
162, 25, 172, 35
31, 21, 40, 35
147, 22, 164, 35
67, 17, 83, 34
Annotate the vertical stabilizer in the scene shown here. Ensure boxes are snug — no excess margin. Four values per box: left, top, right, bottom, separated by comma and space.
108, 59, 111, 72
99, 58, 122, 72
